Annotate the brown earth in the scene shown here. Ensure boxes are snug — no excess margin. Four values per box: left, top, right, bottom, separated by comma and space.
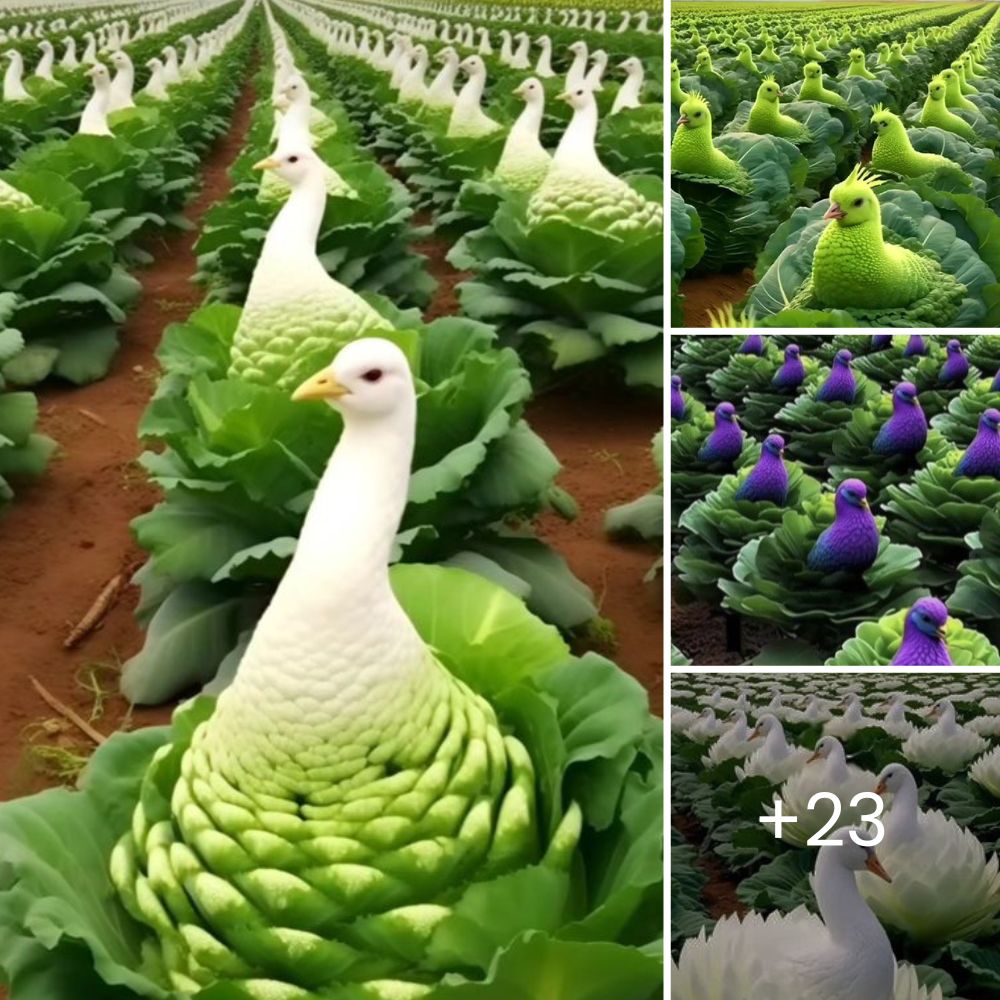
671, 595, 785, 667
0, 81, 257, 800
673, 812, 747, 920
677, 269, 756, 329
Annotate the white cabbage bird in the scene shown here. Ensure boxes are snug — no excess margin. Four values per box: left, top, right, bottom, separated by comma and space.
860, 763, 1000, 943
78, 63, 112, 135
611, 56, 644, 114
902, 699, 988, 773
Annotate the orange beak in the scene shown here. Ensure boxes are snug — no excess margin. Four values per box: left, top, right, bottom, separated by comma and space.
824, 203, 847, 221
806, 750, 823, 764
866, 852, 892, 883
874, 780, 887, 796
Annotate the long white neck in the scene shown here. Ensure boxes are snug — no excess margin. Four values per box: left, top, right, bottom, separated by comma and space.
145, 65, 167, 98
62, 38, 77, 68
937, 702, 958, 733
510, 93, 544, 139
823, 742, 850, 783
814, 850, 892, 954
278, 98, 312, 147
555, 97, 601, 170
764, 723, 789, 755
536, 39, 553, 74
4, 54, 28, 99
456, 68, 486, 111
844, 697, 862, 722
729, 714, 748, 740
886, 772, 921, 842
886, 700, 906, 724
260, 169, 327, 264
566, 47, 588, 88
111, 59, 133, 103
428, 57, 457, 97
36, 44, 54, 78
83, 35, 96, 63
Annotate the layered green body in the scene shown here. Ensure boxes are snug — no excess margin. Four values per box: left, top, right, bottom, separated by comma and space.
870, 114, 959, 178
111, 668, 580, 997
747, 86, 812, 143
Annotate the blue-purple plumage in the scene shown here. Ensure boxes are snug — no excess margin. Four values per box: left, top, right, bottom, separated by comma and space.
698, 402, 744, 465
807, 479, 880, 573
671, 375, 686, 420
772, 344, 805, 391
956, 408, 1000, 478
739, 335, 765, 355
872, 382, 927, 456
871, 335, 892, 351
816, 350, 856, 404
903, 335, 927, 358
890, 598, 954, 666
939, 339, 969, 384
735, 434, 789, 504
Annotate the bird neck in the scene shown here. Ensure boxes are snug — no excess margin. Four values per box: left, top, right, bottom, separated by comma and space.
279, 100, 312, 146
751, 94, 782, 124
512, 95, 544, 138
886, 773, 920, 840
824, 744, 850, 783
764, 725, 787, 753
555, 98, 601, 169
429, 59, 457, 93
936, 703, 958, 732
456, 70, 486, 109
261, 171, 326, 262
814, 850, 891, 951
566, 48, 588, 87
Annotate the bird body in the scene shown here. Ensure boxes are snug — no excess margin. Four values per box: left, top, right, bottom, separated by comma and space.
807, 479, 879, 573
735, 434, 789, 504
956, 408, 1000, 478
737, 714, 812, 783
873, 382, 927, 456
229, 148, 390, 390
813, 167, 941, 311
890, 599, 953, 666
671, 93, 748, 188
870, 106, 963, 179
747, 76, 813, 143
939, 338, 969, 383
920, 76, 978, 142
739, 333, 764, 355
772, 343, 805, 389
494, 77, 550, 192
902, 701, 988, 773
904, 334, 927, 357
816, 350, 857, 403
78, 64, 112, 136
698, 402, 744, 465
800, 61, 850, 110
447, 56, 501, 138
671, 375, 687, 420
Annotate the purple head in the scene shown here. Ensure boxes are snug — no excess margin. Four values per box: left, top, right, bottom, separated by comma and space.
671, 375, 682, 389
835, 478, 869, 512
904, 335, 927, 357
982, 408, 1000, 432
834, 349, 852, 368
785, 344, 800, 359
739, 335, 765, 355
907, 597, 948, 641
763, 434, 785, 456
715, 401, 738, 425
893, 381, 918, 405
947, 339, 961, 353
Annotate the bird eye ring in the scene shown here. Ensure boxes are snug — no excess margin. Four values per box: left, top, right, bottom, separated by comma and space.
362, 369, 383, 382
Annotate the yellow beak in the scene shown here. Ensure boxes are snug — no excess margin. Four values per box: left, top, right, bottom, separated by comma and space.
556, 90, 571, 102
292, 369, 350, 402
865, 852, 892, 883
253, 156, 281, 171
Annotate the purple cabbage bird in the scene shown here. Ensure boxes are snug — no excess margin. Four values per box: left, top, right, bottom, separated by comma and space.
873, 382, 927, 456
816, 350, 857, 403
739, 334, 765, 355
807, 479, 880, 573
671, 375, 686, 420
939, 339, 969, 384
890, 598, 954, 666
871, 335, 892, 351
698, 402, 744, 465
772, 344, 805, 391
735, 434, 789, 504
903, 335, 927, 357
992, 367, 1000, 392
955, 408, 1000, 478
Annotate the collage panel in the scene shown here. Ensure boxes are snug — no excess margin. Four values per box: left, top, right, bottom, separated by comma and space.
670, 333, 1000, 668
670, 670, 1000, 999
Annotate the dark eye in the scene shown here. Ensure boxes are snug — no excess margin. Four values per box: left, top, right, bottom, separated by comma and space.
362, 369, 383, 383
853, 198, 864, 207
576, 89, 584, 96
694, 111, 701, 117
288, 155, 299, 164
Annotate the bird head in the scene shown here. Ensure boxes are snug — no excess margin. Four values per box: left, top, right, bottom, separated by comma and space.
939, 67, 959, 88
252, 146, 318, 186
671, 375, 682, 389
292, 338, 414, 418
756, 75, 781, 103
513, 77, 543, 100
671, 59, 680, 82
893, 381, 918, 405
834, 833, 892, 883
110, 51, 129, 68
874, 762, 908, 797
925, 699, 946, 720
947, 338, 962, 354
833, 348, 853, 368
749, 713, 778, 740
982, 408, 1000, 432
908, 597, 949, 642
714, 401, 738, 426
824, 165, 884, 226
557, 84, 594, 110
785, 344, 800, 359
849, 47, 865, 62
807, 735, 836, 764
695, 48, 711, 70
803, 60, 822, 80
620, 56, 641, 74
927, 76, 947, 103
568, 40, 587, 57
677, 92, 710, 129
459, 54, 484, 75
435, 45, 456, 63
869, 103, 900, 133
763, 434, 785, 457
836, 478, 870, 510
86, 63, 109, 83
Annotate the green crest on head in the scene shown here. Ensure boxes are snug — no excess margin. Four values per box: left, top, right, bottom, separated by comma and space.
762, 74, 777, 84
843, 163, 886, 190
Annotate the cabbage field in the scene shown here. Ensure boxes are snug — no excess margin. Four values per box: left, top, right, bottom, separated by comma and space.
0, 1, 664, 998
672, 333, 1000, 666
670, 2, 1000, 328
672, 671, 1000, 1000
